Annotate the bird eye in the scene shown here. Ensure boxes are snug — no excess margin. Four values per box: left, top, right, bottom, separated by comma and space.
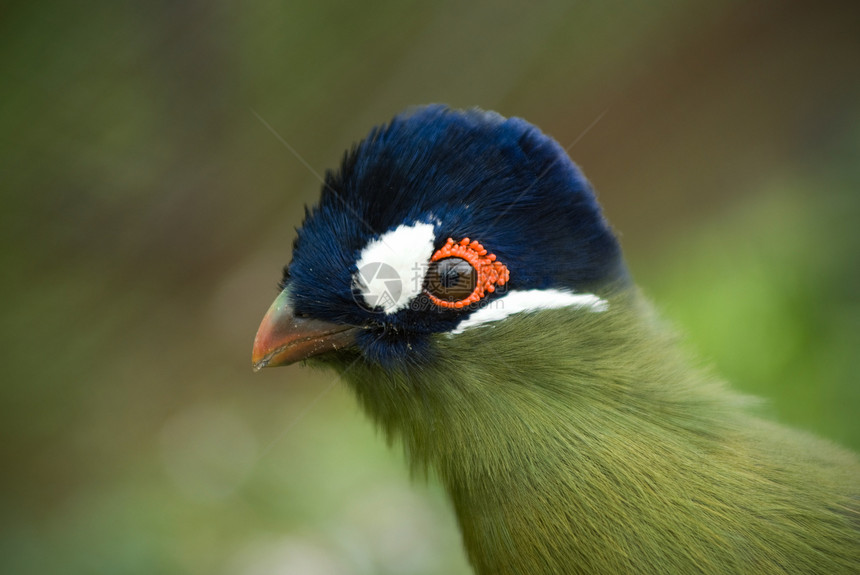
425, 258, 477, 302
423, 237, 510, 309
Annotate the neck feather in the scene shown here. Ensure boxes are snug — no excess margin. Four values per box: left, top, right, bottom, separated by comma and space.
342, 291, 748, 476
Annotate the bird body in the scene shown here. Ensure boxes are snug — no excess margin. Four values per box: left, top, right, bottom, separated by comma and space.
253, 105, 860, 574
337, 296, 859, 574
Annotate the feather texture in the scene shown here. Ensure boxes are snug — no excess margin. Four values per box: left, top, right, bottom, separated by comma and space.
320, 290, 860, 574
259, 105, 860, 574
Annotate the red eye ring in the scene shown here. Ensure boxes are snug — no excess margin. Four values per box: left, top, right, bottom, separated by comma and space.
425, 237, 510, 309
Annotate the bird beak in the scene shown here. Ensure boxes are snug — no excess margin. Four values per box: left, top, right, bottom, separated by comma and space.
252, 290, 360, 371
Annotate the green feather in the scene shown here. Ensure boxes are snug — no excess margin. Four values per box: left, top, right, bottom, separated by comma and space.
318, 289, 860, 574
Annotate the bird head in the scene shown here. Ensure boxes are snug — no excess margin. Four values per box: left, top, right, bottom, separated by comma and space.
253, 105, 628, 376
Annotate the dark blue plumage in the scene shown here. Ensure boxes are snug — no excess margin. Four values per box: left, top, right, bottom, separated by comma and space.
285, 105, 627, 365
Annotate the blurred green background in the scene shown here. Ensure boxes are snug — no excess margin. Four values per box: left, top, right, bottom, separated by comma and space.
2, 1, 858, 573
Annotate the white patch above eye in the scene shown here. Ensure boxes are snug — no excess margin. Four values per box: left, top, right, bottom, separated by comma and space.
353, 222, 436, 314
450, 289, 608, 334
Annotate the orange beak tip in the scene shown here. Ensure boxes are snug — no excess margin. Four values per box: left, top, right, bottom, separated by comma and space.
251, 291, 360, 370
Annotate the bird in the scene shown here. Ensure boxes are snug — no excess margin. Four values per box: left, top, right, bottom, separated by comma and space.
252, 104, 860, 574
